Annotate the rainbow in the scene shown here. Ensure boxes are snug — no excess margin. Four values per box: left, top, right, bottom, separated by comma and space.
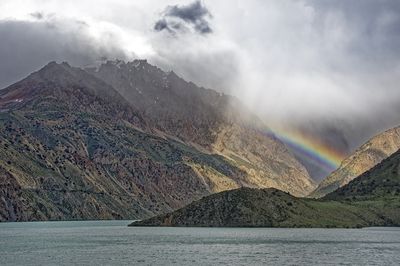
267, 127, 346, 173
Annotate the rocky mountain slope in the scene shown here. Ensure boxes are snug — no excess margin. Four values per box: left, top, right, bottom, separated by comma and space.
0, 61, 314, 221
87, 60, 315, 196
131, 149, 400, 228
311, 126, 400, 198
324, 149, 400, 201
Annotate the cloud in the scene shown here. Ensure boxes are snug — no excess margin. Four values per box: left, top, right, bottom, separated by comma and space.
154, 18, 169, 32
151, 0, 400, 179
148, 33, 240, 92
154, 0, 212, 34
29, 11, 44, 20
0, 15, 137, 88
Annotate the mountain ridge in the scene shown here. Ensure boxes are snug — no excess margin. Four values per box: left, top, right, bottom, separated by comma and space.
86, 59, 315, 196
0, 60, 314, 221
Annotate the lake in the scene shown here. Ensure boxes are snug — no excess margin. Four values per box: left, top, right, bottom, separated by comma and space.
0, 220, 399, 265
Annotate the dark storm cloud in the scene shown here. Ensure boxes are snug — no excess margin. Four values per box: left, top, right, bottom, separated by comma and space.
154, 18, 169, 32
0, 19, 128, 89
154, 0, 212, 34
30, 11, 44, 20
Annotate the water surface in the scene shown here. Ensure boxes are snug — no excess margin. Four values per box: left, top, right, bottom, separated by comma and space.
0, 220, 399, 265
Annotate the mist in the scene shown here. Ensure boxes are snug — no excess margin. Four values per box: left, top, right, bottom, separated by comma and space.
1, 0, 400, 179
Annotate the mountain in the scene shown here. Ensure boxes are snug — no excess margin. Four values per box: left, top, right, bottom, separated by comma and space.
324, 149, 400, 201
311, 126, 400, 198
131, 149, 400, 227
0, 61, 313, 222
87, 59, 316, 196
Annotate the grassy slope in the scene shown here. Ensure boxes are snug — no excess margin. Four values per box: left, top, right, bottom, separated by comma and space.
130, 188, 400, 228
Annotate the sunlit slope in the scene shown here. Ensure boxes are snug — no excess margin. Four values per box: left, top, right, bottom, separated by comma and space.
88, 60, 316, 196
311, 126, 400, 198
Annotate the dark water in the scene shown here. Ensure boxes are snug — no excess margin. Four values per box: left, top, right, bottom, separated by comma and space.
0, 221, 399, 265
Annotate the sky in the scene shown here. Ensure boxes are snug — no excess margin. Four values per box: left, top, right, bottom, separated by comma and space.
1, 0, 400, 179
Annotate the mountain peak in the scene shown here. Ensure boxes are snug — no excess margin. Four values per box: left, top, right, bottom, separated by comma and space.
85, 58, 154, 73
0, 61, 74, 109
30, 60, 78, 84
39, 61, 72, 73
0, 61, 127, 111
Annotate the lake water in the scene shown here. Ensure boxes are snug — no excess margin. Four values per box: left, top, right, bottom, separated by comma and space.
0, 221, 399, 265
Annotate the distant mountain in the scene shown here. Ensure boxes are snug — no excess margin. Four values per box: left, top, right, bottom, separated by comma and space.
324, 149, 400, 201
0, 61, 314, 222
310, 126, 400, 198
131, 149, 400, 227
